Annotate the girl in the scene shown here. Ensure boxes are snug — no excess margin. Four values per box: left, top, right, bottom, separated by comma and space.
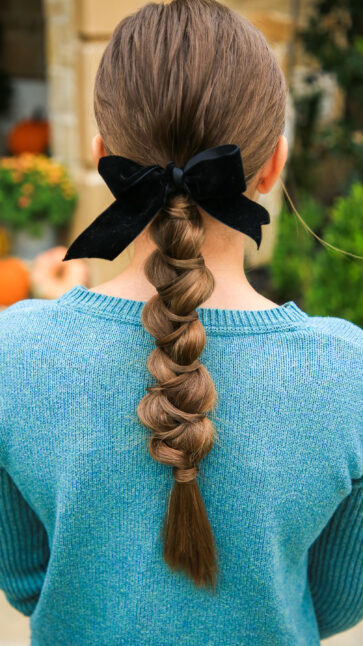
0, 1, 362, 644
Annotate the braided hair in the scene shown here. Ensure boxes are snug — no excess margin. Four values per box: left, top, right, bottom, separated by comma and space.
138, 193, 218, 590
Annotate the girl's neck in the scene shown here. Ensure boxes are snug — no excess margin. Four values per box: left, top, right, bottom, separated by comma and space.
90, 214, 279, 311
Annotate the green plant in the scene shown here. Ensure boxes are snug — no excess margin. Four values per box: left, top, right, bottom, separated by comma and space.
304, 182, 363, 324
0, 153, 77, 237
270, 183, 363, 326
300, 0, 363, 129
288, 0, 363, 203
270, 191, 325, 301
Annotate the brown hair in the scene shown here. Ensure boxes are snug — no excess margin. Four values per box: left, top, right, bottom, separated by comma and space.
94, 0, 287, 592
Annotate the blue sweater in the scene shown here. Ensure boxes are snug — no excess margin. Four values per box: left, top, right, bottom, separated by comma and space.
0, 284, 362, 646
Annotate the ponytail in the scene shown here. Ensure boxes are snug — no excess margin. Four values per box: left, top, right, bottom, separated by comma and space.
137, 193, 219, 592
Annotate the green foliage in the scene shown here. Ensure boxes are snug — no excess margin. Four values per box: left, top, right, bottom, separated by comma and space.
304, 183, 363, 323
300, 0, 363, 114
279, 0, 363, 324
288, 91, 324, 195
271, 183, 363, 326
0, 154, 78, 237
288, 0, 363, 201
270, 192, 325, 300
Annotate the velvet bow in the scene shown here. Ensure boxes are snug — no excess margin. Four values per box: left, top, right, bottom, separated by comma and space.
62, 144, 270, 262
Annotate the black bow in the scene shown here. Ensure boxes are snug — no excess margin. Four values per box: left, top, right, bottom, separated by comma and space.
62, 144, 270, 262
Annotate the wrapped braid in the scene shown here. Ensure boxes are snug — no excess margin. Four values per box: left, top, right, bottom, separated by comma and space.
137, 193, 220, 591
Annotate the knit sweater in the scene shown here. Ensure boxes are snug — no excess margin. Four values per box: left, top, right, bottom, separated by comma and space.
0, 284, 362, 646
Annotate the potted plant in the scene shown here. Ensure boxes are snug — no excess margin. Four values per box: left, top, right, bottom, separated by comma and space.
0, 153, 78, 260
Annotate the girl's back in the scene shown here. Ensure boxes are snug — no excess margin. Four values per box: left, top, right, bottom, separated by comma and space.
0, 285, 361, 645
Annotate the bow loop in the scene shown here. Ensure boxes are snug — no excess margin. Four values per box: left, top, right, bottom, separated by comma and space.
98, 156, 162, 199
183, 144, 246, 200
62, 143, 270, 262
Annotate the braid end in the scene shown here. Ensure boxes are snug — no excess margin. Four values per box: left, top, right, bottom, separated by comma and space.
162, 479, 219, 594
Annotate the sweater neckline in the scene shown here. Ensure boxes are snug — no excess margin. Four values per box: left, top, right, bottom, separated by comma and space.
56, 284, 309, 331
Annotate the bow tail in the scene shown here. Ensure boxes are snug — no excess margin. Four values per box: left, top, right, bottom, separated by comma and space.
62, 195, 164, 262
195, 193, 270, 250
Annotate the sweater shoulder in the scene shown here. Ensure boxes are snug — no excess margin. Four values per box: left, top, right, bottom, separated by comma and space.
0, 297, 58, 340
0, 296, 56, 318
0, 298, 69, 367
306, 313, 363, 349
304, 316, 363, 400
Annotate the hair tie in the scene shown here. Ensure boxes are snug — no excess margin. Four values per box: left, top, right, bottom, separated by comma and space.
62, 144, 270, 262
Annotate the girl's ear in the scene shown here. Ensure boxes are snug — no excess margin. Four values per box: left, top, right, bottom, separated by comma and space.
91, 133, 107, 166
256, 135, 288, 194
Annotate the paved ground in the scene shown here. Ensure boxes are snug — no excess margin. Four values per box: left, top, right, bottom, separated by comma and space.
1, 591, 362, 645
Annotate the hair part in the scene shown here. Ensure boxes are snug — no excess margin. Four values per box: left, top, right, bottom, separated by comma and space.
94, 0, 287, 592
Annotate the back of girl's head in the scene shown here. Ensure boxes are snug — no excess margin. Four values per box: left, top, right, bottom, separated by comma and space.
94, 0, 287, 593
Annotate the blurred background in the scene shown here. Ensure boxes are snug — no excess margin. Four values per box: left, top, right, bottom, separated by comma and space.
0, 0, 362, 643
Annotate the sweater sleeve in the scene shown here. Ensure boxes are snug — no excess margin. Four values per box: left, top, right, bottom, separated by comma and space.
307, 476, 363, 640
0, 467, 50, 616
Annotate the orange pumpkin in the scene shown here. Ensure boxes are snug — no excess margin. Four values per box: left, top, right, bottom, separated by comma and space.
8, 115, 49, 155
0, 257, 31, 306
31, 246, 90, 299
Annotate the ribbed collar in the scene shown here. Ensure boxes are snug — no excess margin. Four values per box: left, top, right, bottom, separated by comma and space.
56, 284, 309, 332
